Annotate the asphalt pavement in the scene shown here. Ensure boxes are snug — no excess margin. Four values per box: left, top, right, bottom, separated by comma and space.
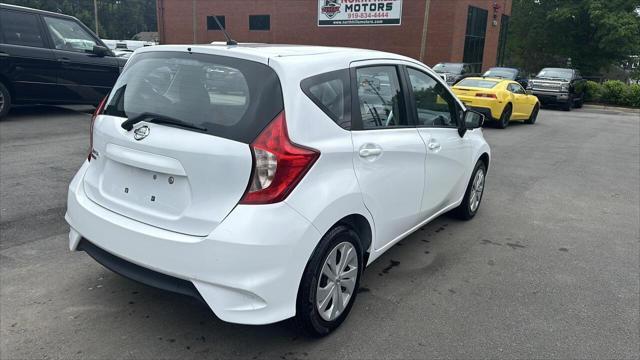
1, 105, 638, 359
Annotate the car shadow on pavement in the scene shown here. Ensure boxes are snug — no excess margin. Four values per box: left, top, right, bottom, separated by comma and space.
2, 105, 93, 122
77, 215, 467, 357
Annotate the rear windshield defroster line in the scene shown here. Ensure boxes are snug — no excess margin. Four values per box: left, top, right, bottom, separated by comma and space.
103, 51, 284, 144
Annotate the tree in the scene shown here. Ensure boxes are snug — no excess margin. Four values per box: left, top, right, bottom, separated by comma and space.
2, 0, 157, 40
506, 0, 640, 75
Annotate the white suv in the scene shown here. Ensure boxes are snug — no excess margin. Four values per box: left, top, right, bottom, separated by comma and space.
66, 44, 490, 336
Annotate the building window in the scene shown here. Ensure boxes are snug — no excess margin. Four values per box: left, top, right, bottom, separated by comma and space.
463, 6, 488, 73
496, 15, 509, 66
207, 16, 226, 30
249, 15, 270, 31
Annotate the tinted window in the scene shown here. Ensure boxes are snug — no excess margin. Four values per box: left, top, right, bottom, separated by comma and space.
407, 68, 458, 128
0, 10, 45, 48
207, 16, 226, 30
356, 66, 407, 129
301, 69, 351, 129
249, 15, 270, 30
536, 68, 573, 81
456, 78, 499, 88
43, 16, 97, 53
508, 83, 525, 94
463, 6, 488, 73
482, 68, 517, 80
433, 63, 463, 74
104, 51, 283, 144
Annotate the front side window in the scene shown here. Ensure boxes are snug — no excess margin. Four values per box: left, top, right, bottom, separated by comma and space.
0, 10, 45, 48
356, 66, 407, 129
43, 16, 97, 53
407, 68, 458, 128
301, 69, 351, 129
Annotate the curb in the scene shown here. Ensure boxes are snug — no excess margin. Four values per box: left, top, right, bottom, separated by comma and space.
582, 104, 640, 114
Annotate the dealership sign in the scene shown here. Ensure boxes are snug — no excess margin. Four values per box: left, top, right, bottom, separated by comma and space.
318, 0, 403, 26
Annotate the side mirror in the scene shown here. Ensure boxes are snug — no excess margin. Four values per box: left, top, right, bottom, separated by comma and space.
526, 89, 534, 95
464, 110, 484, 129
92, 45, 110, 57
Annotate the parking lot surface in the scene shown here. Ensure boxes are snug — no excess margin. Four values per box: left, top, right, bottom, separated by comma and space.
1, 106, 638, 359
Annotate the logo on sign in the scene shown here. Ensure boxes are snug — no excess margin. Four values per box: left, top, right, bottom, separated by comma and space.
321, 0, 341, 19
134, 125, 150, 141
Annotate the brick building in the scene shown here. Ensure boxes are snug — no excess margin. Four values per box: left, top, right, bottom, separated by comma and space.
156, 0, 512, 71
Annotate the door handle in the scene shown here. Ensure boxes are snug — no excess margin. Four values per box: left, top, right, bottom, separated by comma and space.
0, 52, 9, 57
58, 57, 71, 63
359, 148, 382, 157
427, 141, 441, 151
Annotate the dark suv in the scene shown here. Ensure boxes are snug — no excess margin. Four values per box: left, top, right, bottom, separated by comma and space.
482, 67, 529, 89
528, 68, 586, 111
432, 63, 480, 86
0, 4, 126, 118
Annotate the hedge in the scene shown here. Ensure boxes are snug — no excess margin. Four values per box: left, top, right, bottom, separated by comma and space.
584, 80, 640, 108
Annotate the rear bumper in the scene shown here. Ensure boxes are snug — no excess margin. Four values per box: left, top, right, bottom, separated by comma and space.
457, 96, 502, 120
531, 90, 570, 103
66, 162, 321, 325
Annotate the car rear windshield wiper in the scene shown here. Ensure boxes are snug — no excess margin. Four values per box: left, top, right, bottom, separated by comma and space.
121, 112, 208, 132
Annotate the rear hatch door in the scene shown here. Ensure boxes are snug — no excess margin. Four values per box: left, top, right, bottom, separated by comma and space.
83, 50, 283, 236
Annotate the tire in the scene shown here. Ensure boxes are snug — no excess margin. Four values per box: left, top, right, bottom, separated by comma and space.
451, 160, 487, 220
525, 103, 539, 124
575, 94, 584, 108
0, 82, 10, 119
294, 225, 363, 337
562, 95, 573, 111
497, 104, 511, 129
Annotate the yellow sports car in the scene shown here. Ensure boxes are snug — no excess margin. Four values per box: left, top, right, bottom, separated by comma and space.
452, 77, 540, 128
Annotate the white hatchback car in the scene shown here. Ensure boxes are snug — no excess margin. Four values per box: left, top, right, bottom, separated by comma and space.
66, 44, 490, 336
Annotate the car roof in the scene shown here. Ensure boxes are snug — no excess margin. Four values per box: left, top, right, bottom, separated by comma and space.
0, 3, 78, 20
136, 43, 418, 67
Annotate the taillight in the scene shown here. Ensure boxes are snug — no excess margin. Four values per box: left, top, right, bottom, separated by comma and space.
240, 112, 320, 205
88, 97, 107, 162
475, 93, 497, 99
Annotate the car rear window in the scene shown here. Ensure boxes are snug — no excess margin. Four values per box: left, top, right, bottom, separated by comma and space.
103, 51, 283, 144
456, 79, 499, 89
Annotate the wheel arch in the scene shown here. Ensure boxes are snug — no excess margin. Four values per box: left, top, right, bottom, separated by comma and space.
478, 152, 490, 172
336, 214, 373, 263
0, 74, 14, 99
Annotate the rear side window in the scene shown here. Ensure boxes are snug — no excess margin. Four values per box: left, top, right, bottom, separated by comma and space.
0, 10, 46, 48
301, 69, 351, 129
104, 51, 283, 144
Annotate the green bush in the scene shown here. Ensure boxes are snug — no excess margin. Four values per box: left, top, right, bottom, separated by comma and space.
601, 80, 627, 104
585, 81, 603, 102
585, 80, 640, 108
625, 84, 640, 108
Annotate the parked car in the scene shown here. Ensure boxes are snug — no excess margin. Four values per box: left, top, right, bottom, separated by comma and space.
66, 44, 490, 336
528, 68, 586, 111
452, 77, 540, 128
432, 62, 479, 86
0, 4, 126, 118
482, 67, 529, 89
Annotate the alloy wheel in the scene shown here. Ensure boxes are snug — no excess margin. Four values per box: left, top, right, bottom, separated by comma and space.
316, 241, 358, 322
469, 168, 485, 212
0, 91, 4, 113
